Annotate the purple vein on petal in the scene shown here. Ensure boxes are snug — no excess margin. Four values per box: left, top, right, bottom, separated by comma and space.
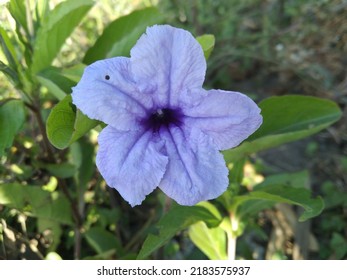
117, 130, 149, 172
166, 127, 194, 190
99, 80, 149, 113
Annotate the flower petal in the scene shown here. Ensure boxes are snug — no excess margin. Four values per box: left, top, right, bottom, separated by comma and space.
159, 127, 229, 205
181, 89, 263, 150
96, 126, 168, 206
72, 57, 152, 130
130, 25, 206, 107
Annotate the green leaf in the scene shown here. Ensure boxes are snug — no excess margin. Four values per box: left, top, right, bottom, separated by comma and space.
251, 95, 341, 139
31, 0, 94, 73
196, 34, 215, 60
0, 26, 20, 86
83, 7, 163, 64
197, 201, 223, 220
239, 186, 324, 221
189, 221, 227, 260
137, 204, 221, 259
0, 183, 27, 208
0, 183, 72, 224
37, 67, 76, 100
8, 0, 28, 35
6, 0, 32, 65
34, 0, 50, 28
330, 233, 347, 259
70, 139, 95, 189
0, 25, 19, 69
236, 199, 275, 220
228, 158, 246, 186
33, 194, 72, 225
0, 61, 19, 85
77, 140, 95, 188
233, 171, 324, 222
72, 108, 99, 143
255, 170, 310, 189
224, 95, 342, 162
46, 94, 99, 149
84, 227, 122, 255
0, 99, 25, 156
43, 162, 77, 178
61, 63, 85, 83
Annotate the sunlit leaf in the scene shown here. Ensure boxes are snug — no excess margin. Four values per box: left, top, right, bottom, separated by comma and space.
0, 183, 26, 208
46, 95, 99, 149
34, 0, 50, 28
224, 95, 342, 162
31, 0, 93, 73
137, 204, 221, 259
196, 34, 215, 60
83, 7, 163, 64
45, 252, 62, 260
0, 25, 18, 69
0, 99, 25, 156
8, 0, 28, 35
189, 221, 227, 260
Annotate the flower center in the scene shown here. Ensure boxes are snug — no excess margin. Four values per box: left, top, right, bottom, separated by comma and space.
144, 107, 183, 133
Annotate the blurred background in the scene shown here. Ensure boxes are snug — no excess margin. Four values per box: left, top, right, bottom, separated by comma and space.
0, 0, 346, 260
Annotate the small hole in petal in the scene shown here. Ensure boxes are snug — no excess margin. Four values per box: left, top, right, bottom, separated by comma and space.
105, 75, 110, 80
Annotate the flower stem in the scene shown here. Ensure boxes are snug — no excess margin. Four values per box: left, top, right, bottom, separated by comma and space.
227, 213, 239, 260
227, 232, 237, 260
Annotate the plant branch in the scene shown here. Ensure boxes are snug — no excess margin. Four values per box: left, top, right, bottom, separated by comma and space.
26, 100, 55, 162
124, 209, 155, 252
26, 99, 83, 259
58, 178, 83, 259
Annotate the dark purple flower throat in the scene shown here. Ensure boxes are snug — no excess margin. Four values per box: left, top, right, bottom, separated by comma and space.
143, 108, 183, 133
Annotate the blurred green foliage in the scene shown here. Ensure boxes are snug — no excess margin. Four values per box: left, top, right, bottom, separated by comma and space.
0, 0, 345, 260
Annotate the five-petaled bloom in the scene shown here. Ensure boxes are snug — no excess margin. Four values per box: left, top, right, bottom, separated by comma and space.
72, 25, 262, 207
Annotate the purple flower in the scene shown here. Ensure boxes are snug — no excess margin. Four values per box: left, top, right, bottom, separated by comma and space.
72, 25, 262, 207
